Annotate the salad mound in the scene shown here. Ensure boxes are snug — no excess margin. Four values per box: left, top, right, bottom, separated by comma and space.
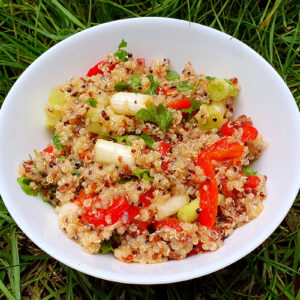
18, 40, 267, 264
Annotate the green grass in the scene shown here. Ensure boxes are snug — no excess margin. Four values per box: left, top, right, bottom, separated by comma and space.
0, 0, 299, 298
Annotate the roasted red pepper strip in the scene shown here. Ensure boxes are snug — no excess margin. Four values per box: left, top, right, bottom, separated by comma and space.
155, 217, 182, 231
220, 116, 258, 143
197, 138, 245, 227
241, 125, 258, 143
167, 98, 191, 110
197, 155, 218, 227
220, 121, 234, 137
203, 138, 244, 161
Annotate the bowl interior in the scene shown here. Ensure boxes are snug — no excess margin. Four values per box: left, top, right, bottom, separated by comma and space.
0, 18, 299, 284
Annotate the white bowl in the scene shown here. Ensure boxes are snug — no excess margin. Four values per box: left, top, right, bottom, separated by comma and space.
0, 18, 299, 284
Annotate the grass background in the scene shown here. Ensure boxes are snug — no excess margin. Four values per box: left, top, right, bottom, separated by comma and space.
0, 0, 299, 299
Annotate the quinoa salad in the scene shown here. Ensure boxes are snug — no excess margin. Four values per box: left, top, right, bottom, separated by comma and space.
18, 40, 267, 264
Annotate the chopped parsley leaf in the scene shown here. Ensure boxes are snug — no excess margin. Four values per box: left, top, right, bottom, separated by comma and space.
138, 133, 154, 150
182, 100, 202, 119
130, 73, 142, 91
166, 70, 180, 81
114, 74, 142, 92
40, 188, 53, 205
17, 177, 39, 196
242, 165, 257, 176
134, 168, 154, 182
116, 135, 132, 146
53, 133, 64, 150
145, 75, 160, 95
136, 103, 173, 134
206, 76, 216, 80
86, 98, 97, 107
58, 156, 67, 162
114, 39, 128, 62
99, 241, 114, 255
114, 81, 130, 91
174, 80, 193, 92
72, 169, 80, 176
118, 178, 134, 184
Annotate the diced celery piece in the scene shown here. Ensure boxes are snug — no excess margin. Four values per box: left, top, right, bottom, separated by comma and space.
177, 198, 199, 223
207, 79, 236, 101
45, 88, 66, 129
46, 110, 62, 129
198, 101, 225, 131
86, 108, 107, 135
49, 88, 66, 106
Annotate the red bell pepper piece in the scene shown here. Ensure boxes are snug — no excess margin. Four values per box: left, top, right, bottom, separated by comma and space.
82, 196, 139, 227
156, 87, 176, 96
138, 189, 154, 208
86, 61, 104, 77
220, 116, 258, 143
76, 190, 97, 207
158, 142, 171, 156
167, 98, 191, 110
197, 155, 218, 227
43, 146, 53, 153
86, 60, 116, 77
137, 58, 145, 67
244, 175, 260, 189
241, 125, 258, 143
161, 161, 170, 171
134, 220, 151, 233
155, 217, 182, 231
79, 150, 92, 159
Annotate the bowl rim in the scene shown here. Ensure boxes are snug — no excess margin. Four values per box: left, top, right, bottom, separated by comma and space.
0, 17, 300, 284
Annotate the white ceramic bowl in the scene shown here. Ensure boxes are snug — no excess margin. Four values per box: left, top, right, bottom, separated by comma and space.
0, 18, 299, 284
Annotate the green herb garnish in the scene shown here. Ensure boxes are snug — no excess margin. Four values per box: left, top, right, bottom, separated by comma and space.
72, 169, 80, 176
114, 39, 128, 62
118, 178, 134, 184
145, 75, 160, 95
242, 165, 257, 176
138, 132, 154, 150
58, 156, 67, 162
40, 188, 53, 205
206, 76, 216, 80
130, 73, 142, 91
136, 103, 174, 134
174, 80, 193, 92
166, 70, 180, 81
134, 168, 154, 182
182, 99, 202, 120
86, 98, 97, 107
53, 133, 64, 150
17, 177, 39, 196
99, 241, 114, 255
34, 149, 39, 157
116, 135, 132, 146
114, 81, 130, 91
114, 73, 142, 92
